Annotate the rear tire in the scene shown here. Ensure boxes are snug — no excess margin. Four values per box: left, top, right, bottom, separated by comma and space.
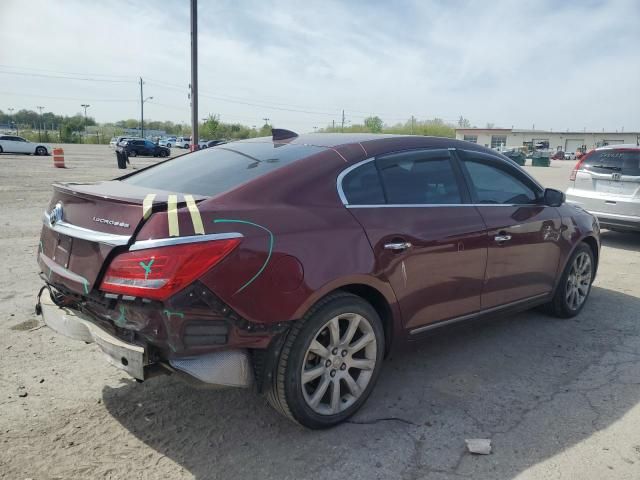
266, 292, 385, 429
543, 243, 594, 318
0, 146, 3, 153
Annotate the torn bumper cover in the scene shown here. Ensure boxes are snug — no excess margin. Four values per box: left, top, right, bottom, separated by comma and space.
37, 292, 254, 387
39, 292, 147, 380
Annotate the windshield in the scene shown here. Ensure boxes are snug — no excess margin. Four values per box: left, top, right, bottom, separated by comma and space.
122, 141, 326, 196
583, 149, 640, 176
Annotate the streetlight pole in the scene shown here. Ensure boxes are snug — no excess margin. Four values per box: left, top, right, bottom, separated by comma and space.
36, 106, 44, 141
190, 0, 199, 151
80, 104, 90, 143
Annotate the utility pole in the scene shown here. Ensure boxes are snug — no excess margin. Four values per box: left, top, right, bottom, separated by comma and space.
139, 77, 153, 139
332, 119, 335, 130
190, 0, 199, 151
8, 107, 14, 133
80, 104, 90, 143
262, 117, 270, 129
36, 106, 44, 141
140, 77, 144, 138
411, 115, 415, 135
341, 109, 345, 132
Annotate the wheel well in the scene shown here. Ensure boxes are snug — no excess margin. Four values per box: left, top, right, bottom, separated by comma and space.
337, 284, 394, 355
582, 236, 599, 276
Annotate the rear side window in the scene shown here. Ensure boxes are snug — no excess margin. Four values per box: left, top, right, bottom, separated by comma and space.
341, 161, 385, 205
377, 150, 462, 204
123, 142, 325, 196
583, 150, 640, 176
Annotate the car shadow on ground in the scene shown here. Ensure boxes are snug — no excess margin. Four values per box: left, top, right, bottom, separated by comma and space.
600, 230, 640, 252
103, 285, 640, 479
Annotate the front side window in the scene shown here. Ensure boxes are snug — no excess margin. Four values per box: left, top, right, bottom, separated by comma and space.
462, 156, 537, 204
377, 150, 462, 204
341, 161, 385, 205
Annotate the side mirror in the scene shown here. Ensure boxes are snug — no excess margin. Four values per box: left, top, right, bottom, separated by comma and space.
544, 188, 565, 207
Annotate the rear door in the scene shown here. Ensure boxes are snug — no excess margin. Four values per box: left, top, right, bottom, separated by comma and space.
457, 150, 562, 308
572, 148, 640, 217
343, 149, 488, 331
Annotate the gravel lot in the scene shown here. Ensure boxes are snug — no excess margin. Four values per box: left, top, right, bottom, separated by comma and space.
1, 144, 639, 479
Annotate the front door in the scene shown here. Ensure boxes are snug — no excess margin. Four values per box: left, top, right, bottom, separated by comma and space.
342, 149, 488, 331
457, 150, 563, 308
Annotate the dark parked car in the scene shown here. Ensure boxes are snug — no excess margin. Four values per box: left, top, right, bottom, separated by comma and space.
119, 139, 169, 157
36, 131, 600, 428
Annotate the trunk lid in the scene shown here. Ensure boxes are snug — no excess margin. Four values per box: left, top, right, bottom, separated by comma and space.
38, 181, 206, 294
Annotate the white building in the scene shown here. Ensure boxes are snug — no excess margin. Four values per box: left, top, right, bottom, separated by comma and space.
455, 128, 640, 152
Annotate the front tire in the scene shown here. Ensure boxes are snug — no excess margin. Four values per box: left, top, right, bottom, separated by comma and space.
129, 150, 137, 157
35, 146, 47, 156
544, 243, 594, 318
266, 292, 385, 429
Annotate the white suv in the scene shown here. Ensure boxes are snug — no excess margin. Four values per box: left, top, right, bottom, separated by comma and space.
174, 136, 191, 149
566, 144, 640, 231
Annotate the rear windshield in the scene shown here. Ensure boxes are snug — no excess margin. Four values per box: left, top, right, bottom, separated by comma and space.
122, 141, 325, 196
583, 150, 640, 176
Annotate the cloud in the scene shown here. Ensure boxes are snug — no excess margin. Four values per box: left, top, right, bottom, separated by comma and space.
0, 0, 638, 132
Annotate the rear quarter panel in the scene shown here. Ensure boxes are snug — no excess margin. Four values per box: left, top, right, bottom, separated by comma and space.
182, 148, 402, 331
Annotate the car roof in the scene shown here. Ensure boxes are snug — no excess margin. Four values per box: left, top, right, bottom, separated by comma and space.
595, 143, 640, 151
234, 133, 503, 155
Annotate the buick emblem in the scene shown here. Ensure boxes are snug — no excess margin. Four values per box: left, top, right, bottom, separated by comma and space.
49, 202, 63, 226
611, 172, 621, 181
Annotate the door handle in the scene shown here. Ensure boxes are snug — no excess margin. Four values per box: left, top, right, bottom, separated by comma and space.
494, 234, 512, 243
384, 242, 412, 251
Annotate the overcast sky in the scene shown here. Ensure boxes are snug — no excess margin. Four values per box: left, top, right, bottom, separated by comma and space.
1, 0, 638, 132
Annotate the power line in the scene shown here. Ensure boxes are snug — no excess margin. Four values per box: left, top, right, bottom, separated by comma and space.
0, 91, 136, 103
0, 70, 135, 83
0, 64, 135, 80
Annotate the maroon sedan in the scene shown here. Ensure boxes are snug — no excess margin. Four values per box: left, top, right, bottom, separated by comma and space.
36, 131, 600, 428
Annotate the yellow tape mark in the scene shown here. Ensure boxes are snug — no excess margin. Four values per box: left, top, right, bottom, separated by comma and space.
142, 193, 156, 220
184, 194, 204, 235
167, 194, 179, 237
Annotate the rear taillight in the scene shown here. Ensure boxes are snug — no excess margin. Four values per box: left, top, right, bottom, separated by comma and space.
100, 239, 240, 300
569, 150, 593, 181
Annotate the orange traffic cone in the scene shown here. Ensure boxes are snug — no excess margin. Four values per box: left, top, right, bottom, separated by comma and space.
53, 147, 65, 168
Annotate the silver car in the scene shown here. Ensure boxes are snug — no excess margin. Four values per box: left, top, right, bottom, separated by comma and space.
566, 144, 640, 231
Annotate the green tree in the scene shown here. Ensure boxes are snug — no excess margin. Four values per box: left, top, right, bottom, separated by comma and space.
364, 116, 383, 133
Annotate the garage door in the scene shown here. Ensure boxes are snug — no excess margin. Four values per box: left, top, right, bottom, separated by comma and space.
565, 139, 584, 152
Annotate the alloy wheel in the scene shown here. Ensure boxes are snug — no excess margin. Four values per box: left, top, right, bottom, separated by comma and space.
566, 251, 592, 310
300, 312, 377, 415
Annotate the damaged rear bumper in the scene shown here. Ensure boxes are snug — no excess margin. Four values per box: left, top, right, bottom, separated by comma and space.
37, 291, 254, 387
39, 292, 147, 380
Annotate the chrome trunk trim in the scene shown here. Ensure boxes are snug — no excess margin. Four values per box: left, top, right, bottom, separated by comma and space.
129, 232, 244, 251
43, 211, 131, 246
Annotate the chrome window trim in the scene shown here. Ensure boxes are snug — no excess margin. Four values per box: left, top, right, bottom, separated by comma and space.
42, 211, 131, 246
336, 157, 376, 205
129, 232, 244, 251
336, 148, 547, 208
